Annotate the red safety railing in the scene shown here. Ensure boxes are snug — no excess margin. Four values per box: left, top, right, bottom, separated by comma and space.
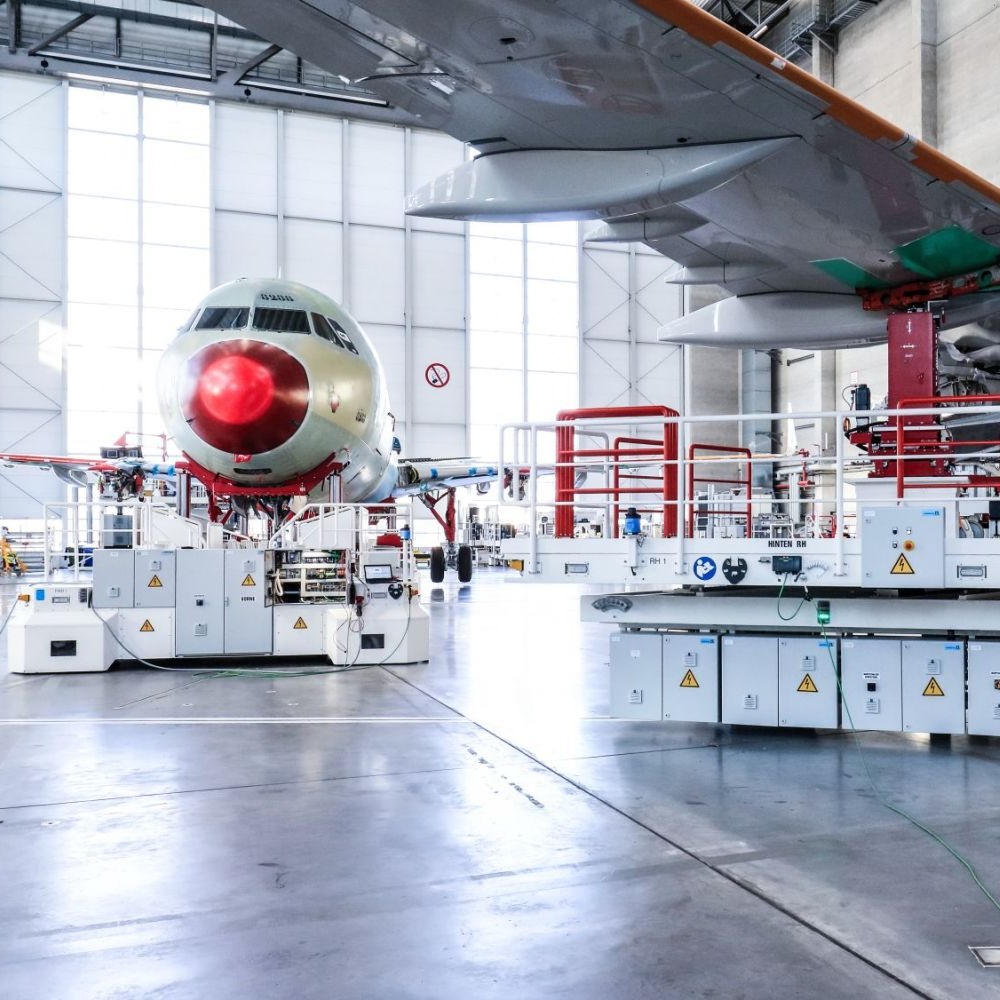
686, 443, 752, 538
895, 395, 1000, 498
555, 406, 678, 538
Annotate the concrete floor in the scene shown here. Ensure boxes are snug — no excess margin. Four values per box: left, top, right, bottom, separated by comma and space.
1, 569, 1000, 999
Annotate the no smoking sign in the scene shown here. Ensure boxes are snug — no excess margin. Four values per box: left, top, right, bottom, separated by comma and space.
425, 362, 450, 388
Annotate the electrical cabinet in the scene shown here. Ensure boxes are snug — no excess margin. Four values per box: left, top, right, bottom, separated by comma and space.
112, 609, 175, 660
92, 549, 135, 608
223, 550, 272, 654
175, 549, 226, 656
275, 549, 348, 602
175, 549, 273, 656
134, 550, 175, 608
967, 642, 1000, 736
840, 638, 902, 731
273, 604, 327, 656
860, 506, 945, 589
662, 634, 719, 723
901, 639, 965, 734
609, 632, 662, 720
722, 635, 778, 726
778, 637, 839, 728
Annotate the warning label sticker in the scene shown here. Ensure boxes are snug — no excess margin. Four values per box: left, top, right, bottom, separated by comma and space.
148, 575, 163, 588
139, 619, 154, 633
797, 673, 818, 693
679, 669, 699, 688
890, 554, 915, 575
242, 574, 256, 587
923, 677, 945, 697
994, 679, 1000, 692
293, 616, 308, 630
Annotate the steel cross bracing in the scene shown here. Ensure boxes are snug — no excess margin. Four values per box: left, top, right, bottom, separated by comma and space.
0, 0, 407, 121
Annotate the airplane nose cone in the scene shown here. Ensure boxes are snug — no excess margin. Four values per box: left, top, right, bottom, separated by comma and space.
182, 341, 309, 455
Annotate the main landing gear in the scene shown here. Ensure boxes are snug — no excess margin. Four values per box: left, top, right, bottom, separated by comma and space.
420, 487, 474, 583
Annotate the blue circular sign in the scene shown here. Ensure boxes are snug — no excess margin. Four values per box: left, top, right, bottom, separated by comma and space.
693, 556, 717, 581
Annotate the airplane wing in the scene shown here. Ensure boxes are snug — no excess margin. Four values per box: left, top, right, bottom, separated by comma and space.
203, 0, 1000, 346
0, 452, 178, 495
393, 458, 501, 496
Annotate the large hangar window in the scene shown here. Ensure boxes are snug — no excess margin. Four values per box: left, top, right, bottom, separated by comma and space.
66, 86, 210, 453
468, 221, 580, 460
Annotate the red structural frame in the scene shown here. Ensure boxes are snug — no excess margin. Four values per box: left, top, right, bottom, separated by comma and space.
554, 406, 679, 539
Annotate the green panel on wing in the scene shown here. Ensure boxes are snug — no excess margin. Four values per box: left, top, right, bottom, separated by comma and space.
894, 227, 999, 279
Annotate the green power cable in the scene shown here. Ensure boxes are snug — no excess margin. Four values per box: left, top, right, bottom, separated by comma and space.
776, 572, 809, 621
818, 616, 1000, 914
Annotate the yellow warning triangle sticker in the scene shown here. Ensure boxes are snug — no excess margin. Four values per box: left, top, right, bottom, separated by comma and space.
139, 619, 155, 633
679, 669, 699, 688
797, 673, 818, 693
293, 616, 308, 630
923, 677, 945, 697
242, 574, 256, 587
890, 554, 915, 575
148, 575, 163, 588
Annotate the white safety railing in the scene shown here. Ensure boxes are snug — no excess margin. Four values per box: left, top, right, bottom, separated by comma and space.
497, 402, 1000, 575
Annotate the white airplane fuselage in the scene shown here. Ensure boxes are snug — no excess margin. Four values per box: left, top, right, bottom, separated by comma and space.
157, 278, 398, 501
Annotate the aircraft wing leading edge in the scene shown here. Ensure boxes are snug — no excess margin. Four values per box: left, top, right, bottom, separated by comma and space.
201, 0, 1000, 347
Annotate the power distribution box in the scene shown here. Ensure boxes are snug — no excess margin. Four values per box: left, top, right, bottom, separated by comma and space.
662, 634, 719, 723
901, 639, 965, 734
92, 549, 135, 608
273, 604, 326, 656
176, 549, 225, 655
860, 507, 945, 588
112, 608, 175, 660
722, 635, 778, 726
778, 637, 839, 728
967, 642, 1000, 736
609, 632, 662, 720
223, 549, 273, 655
134, 550, 175, 608
840, 638, 902, 731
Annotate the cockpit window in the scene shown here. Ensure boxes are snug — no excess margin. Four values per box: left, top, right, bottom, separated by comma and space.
196, 307, 250, 330
252, 308, 311, 334
311, 313, 361, 355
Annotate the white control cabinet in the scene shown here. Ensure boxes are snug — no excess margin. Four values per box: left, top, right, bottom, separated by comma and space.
609, 632, 663, 720
662, 634, 719, 723
901, 639, 965, 734
722, 635, 778, 726
967, 642, 1000, 736
778, 637, 839, 728
840, 638, 902, 731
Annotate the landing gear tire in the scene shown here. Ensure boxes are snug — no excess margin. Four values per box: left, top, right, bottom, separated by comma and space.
430, 546, 446, 583
457, 545, 473, 583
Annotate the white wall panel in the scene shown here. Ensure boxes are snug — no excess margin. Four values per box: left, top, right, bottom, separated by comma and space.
348, 225, 404, 325
283, 113, 343, 221
363, 322, 406, 417
284, 218, 343, 300
411, 327, 466, 425
346, 122, 404, 228
581, 248, 629, 341
635, 254, 683, 343
214, 211, 278, 283
0, 73, 65, 516
213, 105, 277, 214
411, 231, 465, 329
407, 423, 466, 458
581, 339, 630, 408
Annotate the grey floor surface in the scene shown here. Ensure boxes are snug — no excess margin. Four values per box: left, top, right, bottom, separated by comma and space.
1, 569, 999, 999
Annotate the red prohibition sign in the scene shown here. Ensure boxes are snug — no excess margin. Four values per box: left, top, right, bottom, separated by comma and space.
425, 362, 451, 388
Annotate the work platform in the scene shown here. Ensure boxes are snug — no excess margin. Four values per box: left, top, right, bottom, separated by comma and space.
496, 398, 1000, 735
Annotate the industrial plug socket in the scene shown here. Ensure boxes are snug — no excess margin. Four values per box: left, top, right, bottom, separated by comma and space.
772, 555, 802, 575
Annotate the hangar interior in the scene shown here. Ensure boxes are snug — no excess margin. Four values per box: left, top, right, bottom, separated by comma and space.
4, 1, 1000, 997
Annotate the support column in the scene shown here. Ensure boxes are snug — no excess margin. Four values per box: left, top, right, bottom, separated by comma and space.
913, 0, 939, 146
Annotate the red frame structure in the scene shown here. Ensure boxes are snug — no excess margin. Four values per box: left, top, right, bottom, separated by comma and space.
555, 406, 679, 539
